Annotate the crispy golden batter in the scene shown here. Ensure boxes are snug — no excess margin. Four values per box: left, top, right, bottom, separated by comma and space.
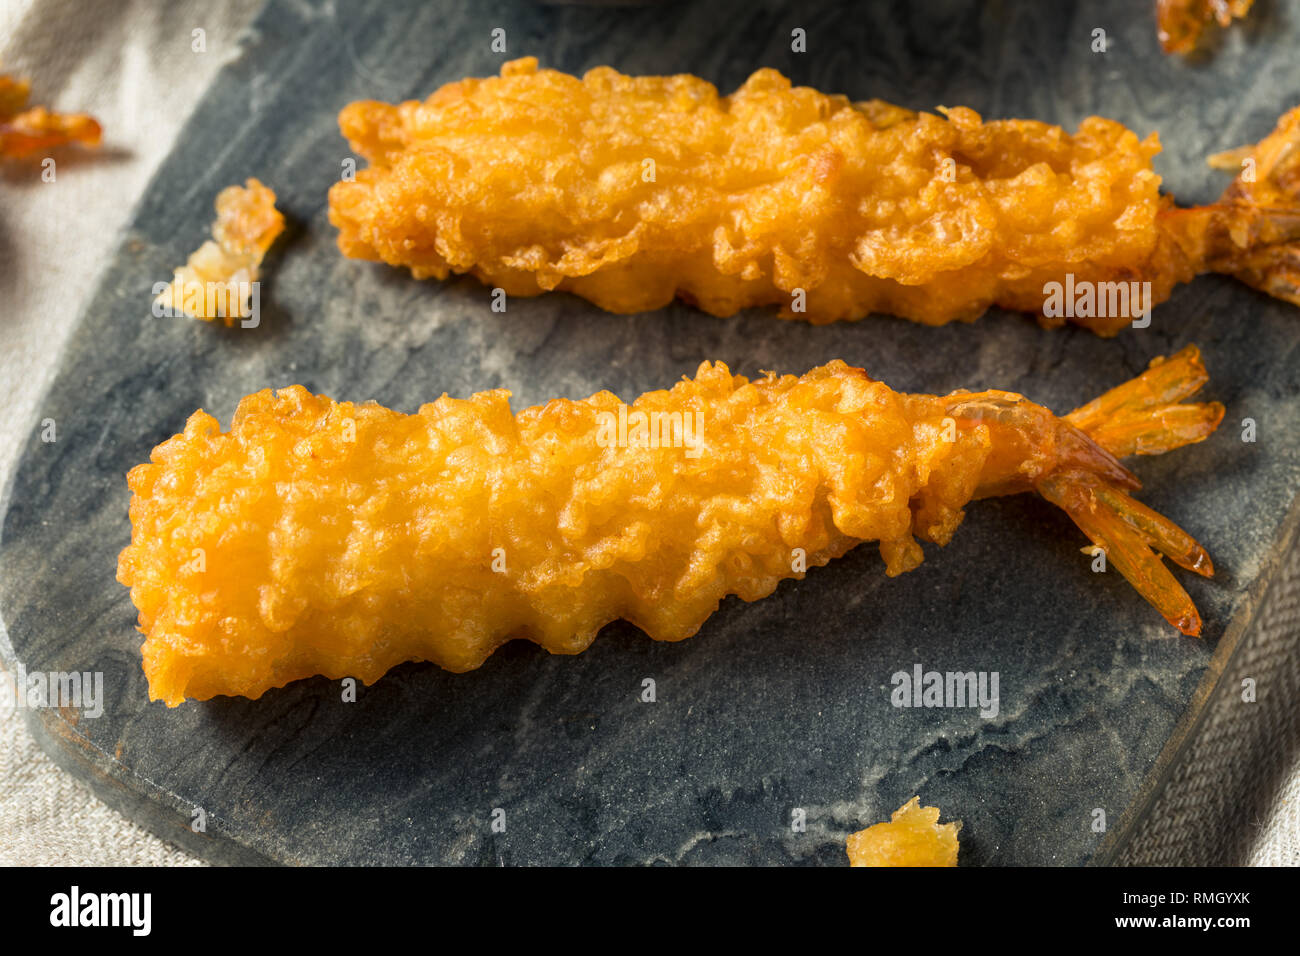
0, 73, 100, 159
154, 178, 285, 324
1157, 0, 1254, 54
119, 349, 1220, 706
328, 58, 1300, 334
847, 797, 959, 867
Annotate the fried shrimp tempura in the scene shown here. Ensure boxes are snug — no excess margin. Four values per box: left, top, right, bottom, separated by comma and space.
328, 58, 1300, 334
847, 798, 959, 867
119, 347, 1222, 706
1157, 0, 1254, 54
0, 73, 100, 158
155, 178, 285, 324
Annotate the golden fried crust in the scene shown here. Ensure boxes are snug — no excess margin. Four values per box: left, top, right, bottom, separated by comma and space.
846, 797, 960, 867
118, 361, 989, 705
329, 57, 1175, 332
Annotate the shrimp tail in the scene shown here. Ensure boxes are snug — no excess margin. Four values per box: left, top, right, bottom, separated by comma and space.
1063, 343, 1226, 456
950, 346, 1222, 635
1045, 345, 1224, 636
1037, 471, 1212, 636
1174, 106, 1300, 306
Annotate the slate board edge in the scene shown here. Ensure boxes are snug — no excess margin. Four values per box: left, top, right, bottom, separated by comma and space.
0, 3, 276, 526
0, 0, 292, 868
1092, 489, 1300, 867
18, 705, 278, 867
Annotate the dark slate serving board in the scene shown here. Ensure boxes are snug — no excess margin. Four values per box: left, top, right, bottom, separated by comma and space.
3, 0, 1299, 866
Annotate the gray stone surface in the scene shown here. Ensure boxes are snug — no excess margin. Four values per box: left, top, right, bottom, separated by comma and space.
1, 0, 1299, 865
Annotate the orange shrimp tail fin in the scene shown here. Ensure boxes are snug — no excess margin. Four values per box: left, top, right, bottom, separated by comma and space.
1045, 345, 1223, 636
1194, 106, 1300, 306
1063, 344, 1226, 456
1037, 471, 1211, 636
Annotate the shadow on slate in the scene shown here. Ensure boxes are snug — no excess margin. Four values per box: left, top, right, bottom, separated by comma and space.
2, 0, 1300, 866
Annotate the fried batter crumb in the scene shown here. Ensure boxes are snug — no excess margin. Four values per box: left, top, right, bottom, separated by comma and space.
1156, 0, 1254, 55
154, 178, 285, 324
0, 72, 101, 159
847, 797, 960, 867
